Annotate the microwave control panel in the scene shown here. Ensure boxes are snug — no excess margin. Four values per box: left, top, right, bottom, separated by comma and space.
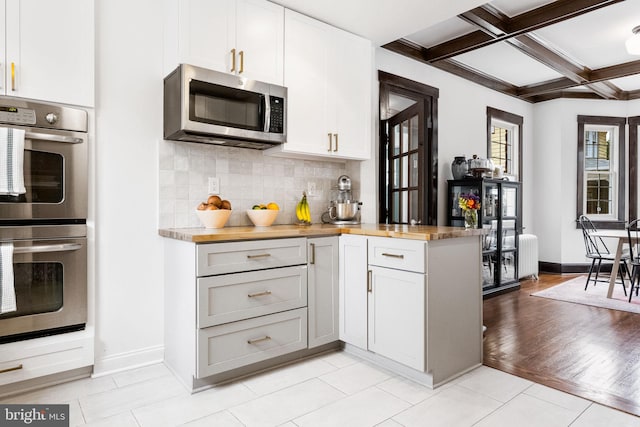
0, 106, 36, 125
268, 96, 284, 134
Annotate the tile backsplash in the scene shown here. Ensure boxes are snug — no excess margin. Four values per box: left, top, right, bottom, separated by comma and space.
159, 141, 355, 228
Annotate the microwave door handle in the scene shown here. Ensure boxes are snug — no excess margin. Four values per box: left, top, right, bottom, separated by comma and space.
14, 243, 83, 254
25, 131, 84, 144
264, 95, 271, 133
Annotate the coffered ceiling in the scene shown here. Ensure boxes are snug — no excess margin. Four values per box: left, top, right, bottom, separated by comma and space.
272, 0, 640, 103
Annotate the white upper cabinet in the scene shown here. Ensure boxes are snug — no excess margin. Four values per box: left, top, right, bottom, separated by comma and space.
170, 0, 284, 85
1, 0, 94, 107
266, 9, 372, 161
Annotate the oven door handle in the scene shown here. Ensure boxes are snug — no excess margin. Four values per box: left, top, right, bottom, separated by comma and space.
25, 132, 84, 144
14, 243, 83, 254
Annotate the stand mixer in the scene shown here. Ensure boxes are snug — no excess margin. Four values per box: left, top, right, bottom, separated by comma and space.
322, 175, 362, 224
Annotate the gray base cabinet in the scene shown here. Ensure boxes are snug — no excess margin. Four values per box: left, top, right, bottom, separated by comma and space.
307, 237, 339, 348
164, 236, 339, 391
339, 234, 483, 387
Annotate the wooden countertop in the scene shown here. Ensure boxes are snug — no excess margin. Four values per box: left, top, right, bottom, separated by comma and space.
158, 223, 486, 243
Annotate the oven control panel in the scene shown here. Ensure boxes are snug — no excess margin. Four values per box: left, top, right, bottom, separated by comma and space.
0, 106, 36, 125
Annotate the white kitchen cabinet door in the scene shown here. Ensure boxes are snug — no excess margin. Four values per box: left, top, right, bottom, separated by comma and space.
266, 9, 371, 160
175, 0, 283, 85
4, 0, 94, 107
177, 0, 235, 76
326, 28, 372, 160
338, 234, 368, 349
235, 0, 284, 85
308, 236, 339, 348
273, 9, 329, 158
368, 265, 426, 371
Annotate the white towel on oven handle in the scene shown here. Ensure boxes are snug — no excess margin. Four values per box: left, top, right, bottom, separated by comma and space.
0, 242, 17, 314
0, 127, 26, 196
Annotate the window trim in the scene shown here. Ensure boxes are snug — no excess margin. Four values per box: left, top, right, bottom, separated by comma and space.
576, 115, 626, 229
486, 107, 523, 181
630, 116, 639, 222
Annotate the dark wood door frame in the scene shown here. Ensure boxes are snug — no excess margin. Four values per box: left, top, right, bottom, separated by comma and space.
378, 71, 439, 225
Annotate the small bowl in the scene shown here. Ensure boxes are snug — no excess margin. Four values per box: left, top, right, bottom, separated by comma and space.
195, 209, 232, 229
246, 209, 279, 226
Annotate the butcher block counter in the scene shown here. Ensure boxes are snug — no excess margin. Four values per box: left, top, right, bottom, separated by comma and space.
158, 223, 486, 242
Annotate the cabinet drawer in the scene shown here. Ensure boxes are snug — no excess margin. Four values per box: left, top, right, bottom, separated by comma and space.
197, 238, 307, 276
197, 265, 307, 327
197, 308, 308, 377
368, 237, 426, 273
0, 333, 93, 387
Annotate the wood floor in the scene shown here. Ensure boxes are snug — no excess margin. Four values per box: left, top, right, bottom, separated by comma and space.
483, 273, 640, 417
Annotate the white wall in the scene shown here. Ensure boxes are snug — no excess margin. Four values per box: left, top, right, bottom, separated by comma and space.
93, 0, 165, 374
364, 48, 535, 230
532, 98, 635, 266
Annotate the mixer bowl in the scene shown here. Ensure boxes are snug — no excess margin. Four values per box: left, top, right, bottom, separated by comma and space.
330, 201, 360, 220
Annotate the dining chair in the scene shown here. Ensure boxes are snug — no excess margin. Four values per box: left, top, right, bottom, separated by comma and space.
578, 215, 629, 295
626, 218, 640, 302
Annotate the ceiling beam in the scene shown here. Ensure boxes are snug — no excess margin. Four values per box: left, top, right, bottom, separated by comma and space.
628, 90, 640, 100
517, 77, 576, 97
528, 91, 606, 103
508, 34, 588, 83
459, 5, 508, 36
431, 59, 519, 96
589, 59, 640, 82
506, 0, 624, 35
401, 0, 623, 62
519, 60, 640, 97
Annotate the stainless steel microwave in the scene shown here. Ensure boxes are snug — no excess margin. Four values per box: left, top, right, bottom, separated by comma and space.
163, 64, 287, 149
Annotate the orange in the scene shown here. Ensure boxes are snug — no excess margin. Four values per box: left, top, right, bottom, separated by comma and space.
266, 202, 280, 210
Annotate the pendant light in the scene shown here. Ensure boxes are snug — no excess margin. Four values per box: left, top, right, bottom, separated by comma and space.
626, 25, 640, 55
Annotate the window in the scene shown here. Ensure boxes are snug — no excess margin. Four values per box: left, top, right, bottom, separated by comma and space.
584, 126, 617, 217
577, 116, 626, 229
487, 107, 522, 180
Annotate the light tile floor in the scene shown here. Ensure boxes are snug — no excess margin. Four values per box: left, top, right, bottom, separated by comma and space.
3, 350, 640, 426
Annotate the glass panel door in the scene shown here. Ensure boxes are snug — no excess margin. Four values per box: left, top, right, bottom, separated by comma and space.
387, 101, 423, 224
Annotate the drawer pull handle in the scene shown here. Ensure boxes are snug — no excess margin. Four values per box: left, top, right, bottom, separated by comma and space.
381, 252, 404, 259
247, 253, 271, 259
248, 290, 272, 298
247, 336, 271, 345
309, 243, 316, 264
0, 364, 23, 374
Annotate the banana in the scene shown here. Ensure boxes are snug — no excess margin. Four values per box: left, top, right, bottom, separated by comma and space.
303, 195, 311, 223
296, 192, 311, 224
295, 199, 304, 221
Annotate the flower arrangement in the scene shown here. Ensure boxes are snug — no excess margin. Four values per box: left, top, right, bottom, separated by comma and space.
458, 193, 481, 211
458, 193, 481, 229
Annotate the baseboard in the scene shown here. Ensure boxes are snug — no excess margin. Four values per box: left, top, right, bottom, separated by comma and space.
539, 262, 610, 274
92, 345, 164, 377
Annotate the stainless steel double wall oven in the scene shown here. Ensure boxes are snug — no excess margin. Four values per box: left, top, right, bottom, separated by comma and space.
0, 98, 88, 343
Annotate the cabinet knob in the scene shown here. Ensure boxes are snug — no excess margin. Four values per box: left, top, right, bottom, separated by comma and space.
45, 112, 58, 125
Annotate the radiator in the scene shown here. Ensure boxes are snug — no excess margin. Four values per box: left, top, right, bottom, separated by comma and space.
518, 234, 539, 279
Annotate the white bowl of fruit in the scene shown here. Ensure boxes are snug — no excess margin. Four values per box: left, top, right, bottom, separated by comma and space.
195, 195, 232, 228
246, 202, 279, 226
